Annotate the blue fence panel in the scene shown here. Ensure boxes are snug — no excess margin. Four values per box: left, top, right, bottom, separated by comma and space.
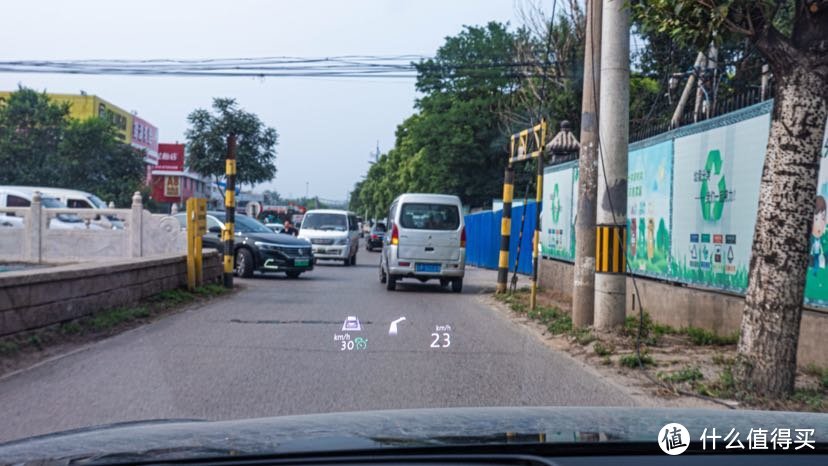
464, 201, 538, 274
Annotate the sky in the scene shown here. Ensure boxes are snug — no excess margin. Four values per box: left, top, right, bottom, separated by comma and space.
0, 0, 522, 201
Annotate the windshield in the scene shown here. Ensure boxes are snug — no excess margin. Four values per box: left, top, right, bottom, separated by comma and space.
88, 195, 108, 209
234, 215, 273, 234
1, 0, 826, 459
301, 213, 347, 231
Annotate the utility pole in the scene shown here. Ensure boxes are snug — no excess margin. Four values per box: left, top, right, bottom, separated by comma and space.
594, 0, 629, 330
572, 0, 602, 328
670, 52, 705, 129
223, 134, 237, 289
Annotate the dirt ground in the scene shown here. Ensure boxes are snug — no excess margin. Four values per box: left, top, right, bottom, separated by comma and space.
481, 288, 827, 412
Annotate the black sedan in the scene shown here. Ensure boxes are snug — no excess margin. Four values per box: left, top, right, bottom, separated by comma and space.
365, 222, 386, 251
175, 211, 314, 278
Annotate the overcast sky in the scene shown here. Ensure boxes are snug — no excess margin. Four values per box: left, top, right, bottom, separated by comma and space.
0, 0, 522, 200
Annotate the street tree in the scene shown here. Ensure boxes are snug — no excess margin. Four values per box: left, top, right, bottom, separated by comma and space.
0, 87, 69, 185
58, 117, 145, 207
635, 0, 828, 398
185, 98, 278, 192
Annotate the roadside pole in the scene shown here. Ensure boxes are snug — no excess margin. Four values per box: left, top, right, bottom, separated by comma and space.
594, 0, 629, 329
223, 134, 237, 289
572, 0, 602, 328
529, 121, 548, 310
496, 164, 514, 294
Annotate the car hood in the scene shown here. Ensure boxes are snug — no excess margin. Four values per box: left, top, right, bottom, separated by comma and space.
240, 231, 311, 246
0, 407, 825, 464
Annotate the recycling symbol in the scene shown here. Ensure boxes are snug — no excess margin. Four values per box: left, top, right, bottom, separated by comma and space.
700, 149, 727, 221
550, 183, 562, 224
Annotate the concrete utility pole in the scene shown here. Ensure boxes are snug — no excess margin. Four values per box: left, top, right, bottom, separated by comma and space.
671, 52, 705, 129
594, 0, 629, 330
572, 0, 602, 328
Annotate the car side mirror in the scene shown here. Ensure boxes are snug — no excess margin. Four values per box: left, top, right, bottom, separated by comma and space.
209, 226, 221, 234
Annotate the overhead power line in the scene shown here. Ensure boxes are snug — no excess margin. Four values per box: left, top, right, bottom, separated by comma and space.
0, 55, 571, 79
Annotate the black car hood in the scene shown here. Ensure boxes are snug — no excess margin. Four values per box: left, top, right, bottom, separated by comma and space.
0, 407, 825, 464
239, 231, 310, 246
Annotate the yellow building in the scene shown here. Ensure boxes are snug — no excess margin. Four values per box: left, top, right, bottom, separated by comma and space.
0, 91, 133, 142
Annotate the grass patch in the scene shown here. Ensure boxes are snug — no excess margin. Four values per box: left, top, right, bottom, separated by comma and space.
685, 327, 739, 346
624, 313, 661, 345
570, 327, 595, 345
711, 353, 735, 366
593, 341, 615, 357
59, 321, 82, 335
149, 289, 196, 306
619, 352, 655, 368
0, 340, 19, 355
697, 364, 736, 398
791, 389, 826, 411
89, 306, 150, 331
658, 365, 704, 384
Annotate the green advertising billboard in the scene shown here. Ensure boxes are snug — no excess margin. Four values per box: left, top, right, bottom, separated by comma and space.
541, 162, 577, 261
626, 141, 673, 278
803, 118, 828, 306
670, 111, 770, 292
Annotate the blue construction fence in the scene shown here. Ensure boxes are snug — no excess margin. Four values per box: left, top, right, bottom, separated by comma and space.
464, 201, 538, 275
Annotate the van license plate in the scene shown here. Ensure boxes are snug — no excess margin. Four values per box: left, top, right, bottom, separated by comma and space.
416, 263, 441, 273
295, 259, 309, 267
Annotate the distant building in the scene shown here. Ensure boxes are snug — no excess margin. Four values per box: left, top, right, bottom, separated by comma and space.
149, 143, 213, 212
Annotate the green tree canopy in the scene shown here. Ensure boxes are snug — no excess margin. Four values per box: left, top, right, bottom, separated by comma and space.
0, 86, 146, 206
0, 87, 69, 184
185, 98, 278, 188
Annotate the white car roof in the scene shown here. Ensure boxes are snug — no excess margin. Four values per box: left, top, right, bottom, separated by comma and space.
393, 193, 462, 205
0, 186, 93, 199
304, 209, 355, 215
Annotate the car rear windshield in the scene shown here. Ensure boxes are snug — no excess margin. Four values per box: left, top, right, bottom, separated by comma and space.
373, 223, 386, 232
399, 203, 460, 230
302, 213, 347, 231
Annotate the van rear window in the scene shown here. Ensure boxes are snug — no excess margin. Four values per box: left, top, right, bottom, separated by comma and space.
399, 203, 460, 230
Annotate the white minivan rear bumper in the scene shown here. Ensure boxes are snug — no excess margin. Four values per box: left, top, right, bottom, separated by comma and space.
387, 246, 465, 278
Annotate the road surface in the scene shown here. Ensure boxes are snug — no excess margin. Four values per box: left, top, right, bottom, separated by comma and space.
0, 244, 635, 442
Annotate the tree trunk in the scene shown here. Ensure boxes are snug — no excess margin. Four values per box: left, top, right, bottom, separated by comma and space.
736, 64, 828, 397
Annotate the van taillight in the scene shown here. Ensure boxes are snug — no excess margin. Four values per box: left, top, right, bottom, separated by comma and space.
460, 226, 466, 247
391, 224, 399, 245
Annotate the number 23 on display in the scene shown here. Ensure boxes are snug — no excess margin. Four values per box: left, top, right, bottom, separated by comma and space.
430, 333, 450, 348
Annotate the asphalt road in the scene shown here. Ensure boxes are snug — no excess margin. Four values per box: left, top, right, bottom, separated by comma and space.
0, 243, 635, 443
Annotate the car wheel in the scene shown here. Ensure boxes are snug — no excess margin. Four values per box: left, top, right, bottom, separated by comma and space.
451, 278, 463, 293
439, 278, 449, 288
234, 248, 254, 278
366, 245, 372, 252
350, 254, 357, 266
286, 271, 302, 279
379, 263, 387, 283
386, 274, 397, 291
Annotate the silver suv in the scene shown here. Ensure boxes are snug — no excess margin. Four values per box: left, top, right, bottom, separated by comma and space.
379, 193, 466, 292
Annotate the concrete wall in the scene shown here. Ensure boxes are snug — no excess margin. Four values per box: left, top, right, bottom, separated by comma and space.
0, 251, 221, 337
538, 258, 828, 368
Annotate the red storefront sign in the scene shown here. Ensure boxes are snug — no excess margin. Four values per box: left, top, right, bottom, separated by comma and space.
157, 143, 185, 171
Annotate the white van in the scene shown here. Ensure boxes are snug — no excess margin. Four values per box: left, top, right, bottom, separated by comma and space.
298, 209, 360, 265
26, 187, 123, 229
0, 187, 101, 230
380, 193, 465, 292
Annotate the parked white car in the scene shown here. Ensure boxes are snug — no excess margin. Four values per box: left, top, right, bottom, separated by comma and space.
298, 209, 360, 265
379, 193, 466, 292
0, 187, 103, 230
20, 187, 123, 229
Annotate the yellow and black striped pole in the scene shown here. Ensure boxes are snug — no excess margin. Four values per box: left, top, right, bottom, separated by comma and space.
529, 120, 547, 310
223, 133, 237, 288
496, 166, 514, 293
594, 225, 626, 274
